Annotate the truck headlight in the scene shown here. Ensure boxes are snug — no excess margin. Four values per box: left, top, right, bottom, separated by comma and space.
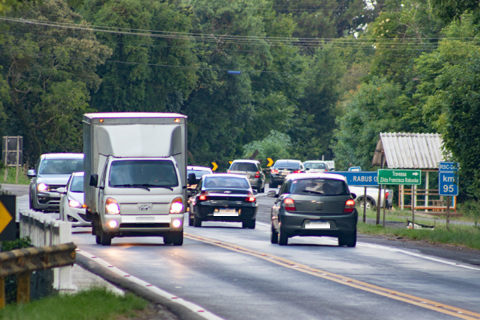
169, 197, 184, 214
37, 183, 49, 192
105, 197, 120, 214
68, 199, 82, 208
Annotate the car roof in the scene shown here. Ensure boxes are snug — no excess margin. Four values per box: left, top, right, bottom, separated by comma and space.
41, 153, 84, 160
285, 173, 347, 182
202, 173, 249, 179
275, 159, 302, 163
187, 166, 212, 171
303, 160, 328, 163
231, 159, 260, 164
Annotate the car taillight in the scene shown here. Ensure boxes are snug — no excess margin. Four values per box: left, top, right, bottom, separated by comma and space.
386, 191, 389, 199
255, 171, 260, 178
227, 170, 231, 173
344, 199, 356, 213
271, 169, 279, 174
246, 193, 256, 202
198, 192, 209, 201
284, 198, 295, 211
170, 197, 184, 214
293, 170, 302, 173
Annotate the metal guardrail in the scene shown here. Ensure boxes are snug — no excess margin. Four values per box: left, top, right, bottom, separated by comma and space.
0, 242, 76, 308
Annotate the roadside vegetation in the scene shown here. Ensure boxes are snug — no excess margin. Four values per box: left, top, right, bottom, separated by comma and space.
0, 288, 148, 320
0, 168, 30, 185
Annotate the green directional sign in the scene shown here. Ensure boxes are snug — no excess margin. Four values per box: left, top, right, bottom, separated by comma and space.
377, 169, 422, 185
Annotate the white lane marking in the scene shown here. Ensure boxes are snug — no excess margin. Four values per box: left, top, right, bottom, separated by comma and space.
241, 222, 480, 271
76, 250, 225, 320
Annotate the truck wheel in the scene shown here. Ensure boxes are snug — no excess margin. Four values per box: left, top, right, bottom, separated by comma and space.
97, 226, 112, 246
194, 216, 202, 227
279, 228, 288, 246
169, 231, 183, 246
360, 199, 373, 210
270, 223, 278, 244
163, 234, 173, 245
338, 231, 356, 247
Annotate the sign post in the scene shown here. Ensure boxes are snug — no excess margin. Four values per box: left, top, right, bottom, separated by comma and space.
2, 136, 23, 183
378, 169, 422, 227
438, 162, 459, 230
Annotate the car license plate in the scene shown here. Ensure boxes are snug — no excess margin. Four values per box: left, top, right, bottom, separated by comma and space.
214, 208, 238, 216
281, 171, 289, 175
305, 221, 330, 229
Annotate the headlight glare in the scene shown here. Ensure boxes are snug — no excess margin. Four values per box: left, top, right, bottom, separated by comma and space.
169, 197, 184, 214
37, 183, 49, 192
68, 199, 82, 208
105, 197, 120, 214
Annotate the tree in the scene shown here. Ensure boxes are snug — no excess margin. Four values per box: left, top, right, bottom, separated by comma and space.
0, 0, 112, 163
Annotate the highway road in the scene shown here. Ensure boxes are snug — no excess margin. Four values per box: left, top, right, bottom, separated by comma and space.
7, 184, 480, 320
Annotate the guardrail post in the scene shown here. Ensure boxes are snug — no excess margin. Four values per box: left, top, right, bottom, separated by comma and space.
17, 271, 31, 304
0, 277, 5, 308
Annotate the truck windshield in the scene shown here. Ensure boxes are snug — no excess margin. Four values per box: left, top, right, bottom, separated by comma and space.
39, 159, 84, 174
109, 160, 178, 188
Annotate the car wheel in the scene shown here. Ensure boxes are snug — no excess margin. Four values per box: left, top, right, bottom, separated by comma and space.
360, 199, 374, 210
243, 219, 255, 229
269, 182, 276, 189
338, 231, 356, 247
189, 216, 194, 226
279, 228, 288, 245
270, 224, 278, 244
29, 193, 34, 210
194, 216, 202, 227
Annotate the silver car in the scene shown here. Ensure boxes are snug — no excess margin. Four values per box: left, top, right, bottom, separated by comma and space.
57, 172, 90, 227
303, 160, 330, 173
28, 153, 84, 212
228, 160, 265, 193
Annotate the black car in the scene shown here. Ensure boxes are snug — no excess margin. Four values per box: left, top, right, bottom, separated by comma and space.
268, 173, 358, 246
188, 174, 258, 229
269, 159, 304, 188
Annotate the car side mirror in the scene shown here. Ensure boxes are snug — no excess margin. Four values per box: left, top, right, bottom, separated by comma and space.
56, 187, 67, 194
267, 190, 278, 198
305, 167, 310, 171
27, 169, 36, 178
350, 193, 357, 199
188, 173, 197, 185
253, 190, 258, 195
90, 174, 98, 187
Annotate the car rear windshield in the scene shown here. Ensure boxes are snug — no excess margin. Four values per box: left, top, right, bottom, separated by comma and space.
188, 170, 211, 179
109, 160, 178, 188
273, 161, 301, 170
290, 178, 349, 196
70, 175, 84, 192
39, 159, 84, 174
230, 162, 257, 172
304, 162, 326, 169
204, 176, 250, 189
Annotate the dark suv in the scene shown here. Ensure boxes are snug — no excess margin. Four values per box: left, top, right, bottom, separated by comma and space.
269, 159, 304, 188
28, 153, 84, 212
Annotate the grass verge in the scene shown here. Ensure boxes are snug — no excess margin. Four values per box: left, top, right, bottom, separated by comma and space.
0, 287, 148, 320
0, 168, 30, 185
358, 221, 480, 250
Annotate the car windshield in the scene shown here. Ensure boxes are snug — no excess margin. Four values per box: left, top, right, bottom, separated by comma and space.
109, 160, 178, 188
290, 178, 349, 196
39, 159, 84, 174
70, 175, 84, 192
230, 162, 257, 172
188, 170, 211, 179
204, 176, 250, 189
304, 163, 326, 169
274, 161, 301, 170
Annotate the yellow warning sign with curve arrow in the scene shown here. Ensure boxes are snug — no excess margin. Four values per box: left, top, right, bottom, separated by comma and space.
267, 158, 274, 167
211, 162, 218, 171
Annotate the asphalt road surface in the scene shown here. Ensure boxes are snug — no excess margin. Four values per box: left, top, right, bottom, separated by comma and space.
6, 184, 480, 320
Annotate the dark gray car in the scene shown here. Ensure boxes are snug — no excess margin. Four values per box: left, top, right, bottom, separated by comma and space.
268, 173, 357, 246
28, 153, 84, 212
228, 160, 265, 193
269, 159, 304, 188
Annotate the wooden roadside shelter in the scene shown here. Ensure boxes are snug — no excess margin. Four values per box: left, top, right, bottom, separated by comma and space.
372, 132, 456, 212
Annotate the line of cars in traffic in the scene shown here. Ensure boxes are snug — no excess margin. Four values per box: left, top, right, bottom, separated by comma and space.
26, 154, 383, 248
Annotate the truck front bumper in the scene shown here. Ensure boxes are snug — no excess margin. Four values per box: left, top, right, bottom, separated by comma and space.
101, 214, 184, 236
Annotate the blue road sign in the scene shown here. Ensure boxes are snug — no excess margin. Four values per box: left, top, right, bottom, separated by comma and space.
438, 172, 459, 196
228, 71, 241, 75
331, 171, 378, 186
439, 162, 459, 172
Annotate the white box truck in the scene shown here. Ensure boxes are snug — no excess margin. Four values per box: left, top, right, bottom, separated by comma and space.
83, 112, 187, 246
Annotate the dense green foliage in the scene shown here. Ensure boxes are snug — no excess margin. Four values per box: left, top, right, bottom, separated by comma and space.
1, 0, 480, 200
